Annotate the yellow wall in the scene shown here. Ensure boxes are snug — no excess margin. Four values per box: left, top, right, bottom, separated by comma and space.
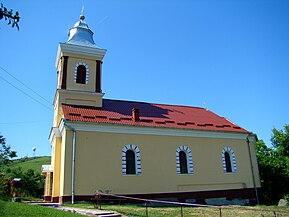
53, 94, 65, 127
65, 57, 97, 92
52, 137, 62, 197
59, 129, 73, 196
50, 48, 104, 198
248, 139, 261, 188
44, 172, 52, 196
57, 129, 260, 197
56, 55, 99, 94
54, 53, 103, 110
55, 90, 103, 108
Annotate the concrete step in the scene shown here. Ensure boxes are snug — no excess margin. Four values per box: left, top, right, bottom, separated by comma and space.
91, 211, 115, 215
99, 214, 122, 217
56, 206, 119, 216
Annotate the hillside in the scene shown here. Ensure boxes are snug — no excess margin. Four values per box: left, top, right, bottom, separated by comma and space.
1, 156, 51, 173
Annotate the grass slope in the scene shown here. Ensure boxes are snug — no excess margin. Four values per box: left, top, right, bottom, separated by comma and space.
1, 156, 51, 173
0, 200, 83, 217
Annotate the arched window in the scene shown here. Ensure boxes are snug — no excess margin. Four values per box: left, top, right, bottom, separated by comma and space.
76, 65, 86, 84
222, 147, 237, 173
74, 62, 89, 84
179, 151, 188, 174
126, 150, 136, 174
176, 146, 193, 174
224, 152, 232, 172
122, 144, 141, 175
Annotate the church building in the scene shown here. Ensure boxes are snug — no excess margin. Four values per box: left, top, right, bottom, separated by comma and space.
42, 13, 261, 204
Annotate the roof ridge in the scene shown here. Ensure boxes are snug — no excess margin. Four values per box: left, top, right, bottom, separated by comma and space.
103, 98, 206, 110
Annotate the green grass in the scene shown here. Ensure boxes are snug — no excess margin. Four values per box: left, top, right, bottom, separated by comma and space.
67, 203, 289, 217
1, 156, 51, 173
0, 200, 84, 217
100, 205, 289, 217
1, 201, 288, 217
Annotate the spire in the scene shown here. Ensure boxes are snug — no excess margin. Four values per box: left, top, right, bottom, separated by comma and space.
80, 5, 85, 21
66, 8, 97, 47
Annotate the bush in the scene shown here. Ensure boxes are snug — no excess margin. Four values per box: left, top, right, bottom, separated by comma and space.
0, 167, 44, 199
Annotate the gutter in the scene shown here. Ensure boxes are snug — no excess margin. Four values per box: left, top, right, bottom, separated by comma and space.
246, 133, 259, 205
64, 121, 76, 204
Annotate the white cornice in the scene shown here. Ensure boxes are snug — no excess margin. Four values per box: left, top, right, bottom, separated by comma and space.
53, 89, 105, 106
247, 133, 258, 143
58, 119, 250, 140
49, 127, 62, 144
57, 89, 105, 97
41, 165, 53, 173
59, 119, 65, 135
55, 43, 107, 68
48, 127, 54, 144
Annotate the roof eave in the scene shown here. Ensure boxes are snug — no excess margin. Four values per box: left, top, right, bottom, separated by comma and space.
62, 120, 250, 140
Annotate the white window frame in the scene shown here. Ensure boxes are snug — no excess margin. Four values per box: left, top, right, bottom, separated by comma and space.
222, 147, 237, 173
122, 144, 141, 175
74, 62, 89, 84
176, 146, 193, 174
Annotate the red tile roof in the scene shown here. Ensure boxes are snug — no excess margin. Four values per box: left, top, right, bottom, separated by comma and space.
62, 99, 248, 133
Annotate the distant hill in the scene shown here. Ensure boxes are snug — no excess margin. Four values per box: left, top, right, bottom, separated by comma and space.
0, 156, 51, 173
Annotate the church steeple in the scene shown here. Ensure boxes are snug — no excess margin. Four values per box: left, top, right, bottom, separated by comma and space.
53, 12, 107, 125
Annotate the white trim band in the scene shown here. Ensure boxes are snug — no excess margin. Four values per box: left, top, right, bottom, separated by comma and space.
60, 120, 249, 140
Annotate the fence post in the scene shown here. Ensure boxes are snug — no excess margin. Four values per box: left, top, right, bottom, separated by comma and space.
219, 207, 222, 217
145, 201, 148, 217
180, 205, 183, 217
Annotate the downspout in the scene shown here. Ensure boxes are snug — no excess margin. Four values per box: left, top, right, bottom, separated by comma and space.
246, 134, 259, 205
64, 122, 76, 204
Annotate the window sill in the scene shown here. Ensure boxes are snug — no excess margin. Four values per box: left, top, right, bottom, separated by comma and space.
224, 172, 237, 174
122, 174, 141, 176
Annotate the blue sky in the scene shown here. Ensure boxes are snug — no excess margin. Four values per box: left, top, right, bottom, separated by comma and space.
0, 0, 288, 158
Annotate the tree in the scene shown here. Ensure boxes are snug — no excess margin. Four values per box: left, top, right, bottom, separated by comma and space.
271, 125, 289, 157
0, 3, 20, 29
256, 125, 289, 205
0, 134, 17, 166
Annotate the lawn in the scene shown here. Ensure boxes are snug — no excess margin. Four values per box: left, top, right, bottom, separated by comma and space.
67, 203, 289, 217
1, 199, 289, 217
0, 200, 83, 217
102, 204, 289, 217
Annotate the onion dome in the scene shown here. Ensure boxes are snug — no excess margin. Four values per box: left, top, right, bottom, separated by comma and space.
66, 10, 97, 47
